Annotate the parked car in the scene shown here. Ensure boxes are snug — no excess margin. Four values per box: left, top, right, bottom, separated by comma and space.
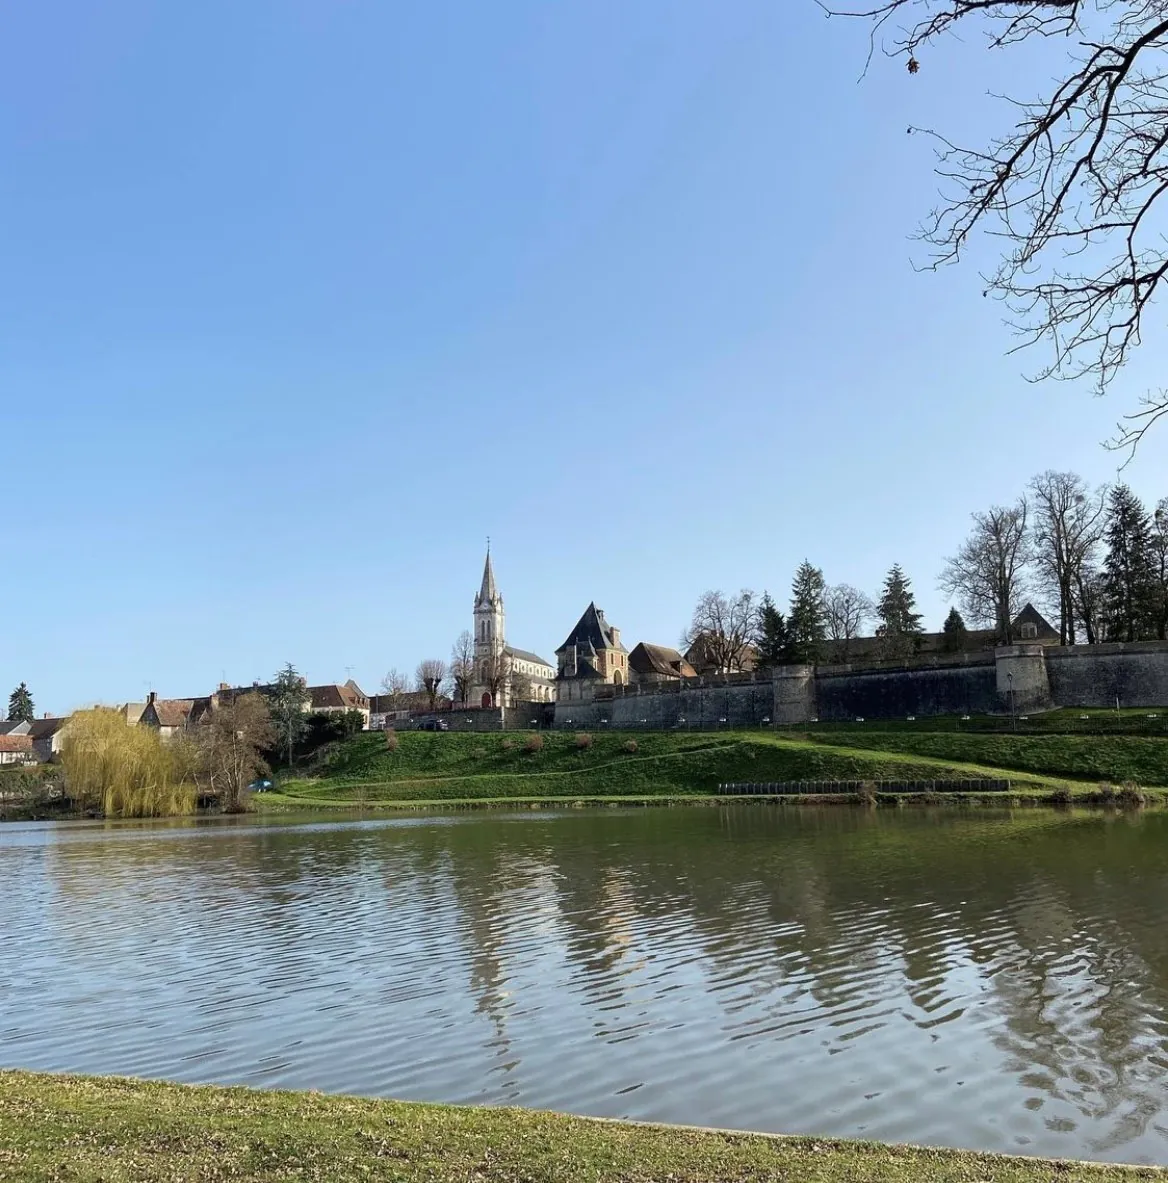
419, 719, 449, 732
247, 778, 274, 793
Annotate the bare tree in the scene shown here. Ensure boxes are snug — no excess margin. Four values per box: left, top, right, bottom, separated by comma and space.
510, 669, 534, 702
479, 648, 511, 707
450, 631, 475, 706
196, 693, 274, 814
681, 590, 759, 673
940, 500, 1030, 644
1028, 471, 1108, 644
823, 584, 874, 662
379, 668, 409, 708
827, 0, 1168, 449
415, 659, 448, 710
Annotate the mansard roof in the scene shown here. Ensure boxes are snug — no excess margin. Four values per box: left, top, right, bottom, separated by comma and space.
475, 548, 500, 606
556, 602, 626, 655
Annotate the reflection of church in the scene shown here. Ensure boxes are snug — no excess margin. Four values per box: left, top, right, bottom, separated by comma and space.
470, 548, 556, 706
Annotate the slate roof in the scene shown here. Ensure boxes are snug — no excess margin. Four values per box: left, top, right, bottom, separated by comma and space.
504, 645, 554, 669
1013, 602, 1060, 640
556, 603, 626, 655
629, 642, 696, 680
476, 548, 500, 606
0, 721, 31, 736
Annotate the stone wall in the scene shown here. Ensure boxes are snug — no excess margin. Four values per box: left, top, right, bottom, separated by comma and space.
553, 679, 772, 730
814, 657, 998, 722
1045, 642, 1168, 708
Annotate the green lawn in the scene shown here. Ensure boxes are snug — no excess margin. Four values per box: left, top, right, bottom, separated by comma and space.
1, 1071, 1159, 1182
264, 729, 1108, 811
810, 731, 1168, 787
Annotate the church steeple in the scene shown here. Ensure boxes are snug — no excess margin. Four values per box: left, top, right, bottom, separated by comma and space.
476, 543, 500, 608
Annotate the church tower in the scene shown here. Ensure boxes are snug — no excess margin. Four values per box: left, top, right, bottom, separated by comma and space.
473, 545, 505, 664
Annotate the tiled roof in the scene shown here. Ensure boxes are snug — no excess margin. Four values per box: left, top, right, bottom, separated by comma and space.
29, 717, 68, 740
629, 642, 696, 679
309, 684, 369, 711
0, 734, 33, 753
154, 699, 196, 728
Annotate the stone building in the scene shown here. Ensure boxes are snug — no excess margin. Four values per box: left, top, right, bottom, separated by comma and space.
628, 642, 696, 685
555, 603, 629, 702
470, 548, 556, 707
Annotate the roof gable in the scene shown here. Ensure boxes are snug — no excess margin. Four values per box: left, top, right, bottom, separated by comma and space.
557, 602, 625, 654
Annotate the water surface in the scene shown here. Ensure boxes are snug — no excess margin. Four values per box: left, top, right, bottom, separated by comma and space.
3, 806, 1168, 1163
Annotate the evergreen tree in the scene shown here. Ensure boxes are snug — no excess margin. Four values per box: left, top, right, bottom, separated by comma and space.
876, 564, 924, 657
6, 682, 34, 724
786, 561, 826, 664
1151, 499, 1168, 641
754, 593, 788, 669
940, 607, 968, 653
1102, 484, 1156, 641
269, 663, 308, 767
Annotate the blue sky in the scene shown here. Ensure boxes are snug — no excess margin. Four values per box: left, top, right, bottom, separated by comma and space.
4, 2, 1166, 714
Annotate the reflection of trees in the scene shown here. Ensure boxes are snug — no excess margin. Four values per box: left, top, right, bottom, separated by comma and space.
27, 805, 1168, 1154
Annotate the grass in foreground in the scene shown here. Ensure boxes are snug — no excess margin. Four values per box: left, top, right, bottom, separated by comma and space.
0, 1070, 1160, 1182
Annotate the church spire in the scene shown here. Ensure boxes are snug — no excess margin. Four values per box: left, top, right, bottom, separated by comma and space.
476, 543, 500, 607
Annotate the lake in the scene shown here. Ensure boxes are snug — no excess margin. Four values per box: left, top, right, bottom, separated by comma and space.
3, 805, 1168, 1164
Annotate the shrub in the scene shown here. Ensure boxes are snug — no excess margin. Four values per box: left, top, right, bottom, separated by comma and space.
384, 729, 399, 752
575, 733, 593, 750
1097, 782, 1116, 803
1050, 786, 1072, 807
856, 781, 877, 806
502, 738, 515, 751
623, 739, 638, 754
472, 747, 487, 760
1118, 781, 1146, 809
920, 790, 942, 806
525, 733, 544, 753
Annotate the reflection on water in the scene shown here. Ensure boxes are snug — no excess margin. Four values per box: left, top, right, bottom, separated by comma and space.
3, 806, 1168, 1163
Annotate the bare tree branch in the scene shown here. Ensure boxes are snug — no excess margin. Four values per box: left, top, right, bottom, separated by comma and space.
825, 0, 1168, 440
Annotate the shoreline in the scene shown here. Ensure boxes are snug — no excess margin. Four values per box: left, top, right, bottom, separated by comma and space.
0, 1069, 1159, 1180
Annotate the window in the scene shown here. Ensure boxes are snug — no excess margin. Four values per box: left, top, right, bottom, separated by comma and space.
1020, 622, 1038, 640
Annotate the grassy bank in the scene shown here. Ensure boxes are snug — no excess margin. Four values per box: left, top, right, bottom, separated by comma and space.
261, 728, 1152, 811
1, 1070, 1158, 1182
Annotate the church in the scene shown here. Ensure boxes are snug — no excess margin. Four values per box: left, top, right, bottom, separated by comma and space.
470, 548, 557, 707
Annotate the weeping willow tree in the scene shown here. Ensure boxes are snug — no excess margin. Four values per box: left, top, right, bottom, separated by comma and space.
60, 708, 198, 818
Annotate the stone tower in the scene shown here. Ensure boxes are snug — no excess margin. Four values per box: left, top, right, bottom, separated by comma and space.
473, 546, 505, 667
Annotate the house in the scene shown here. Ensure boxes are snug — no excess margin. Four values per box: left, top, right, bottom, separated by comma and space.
0, 733, 35, 766
139, 692, 213, 738
555, 603, 629, 703
307, 680, 370, 728
114, 702, 147, 726
29, 716, 71, 762
0, 721, 32, 737
628, 642, 697, 686
683, 634, 757, 676
819, 603, 1062, 665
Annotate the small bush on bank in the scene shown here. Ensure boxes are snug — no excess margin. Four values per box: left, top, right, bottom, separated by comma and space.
623, 739, 638, 754
1097, 782, 1115, 804
575, 733, 593, 750
525, 734, 544, 753
1118, 781, 1146, 809
502, 738, 514, 751
856, 781, 877, 806
384, 729, 399, 753
1050, 786, 1072, 807
920, 790, 942, 805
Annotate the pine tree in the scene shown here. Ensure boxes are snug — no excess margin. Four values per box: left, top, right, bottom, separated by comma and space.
786, 561, 826, 664
754, 593, 788, 669
876, 564, 924, 658
1102, 484, 1156, 641
7, 682, 34, 724
269, 663, 308, 767
940, 607, 968, 653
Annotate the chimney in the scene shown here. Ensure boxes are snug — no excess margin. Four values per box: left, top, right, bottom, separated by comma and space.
146, 691, 156, 707
219, 682, 230, 692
